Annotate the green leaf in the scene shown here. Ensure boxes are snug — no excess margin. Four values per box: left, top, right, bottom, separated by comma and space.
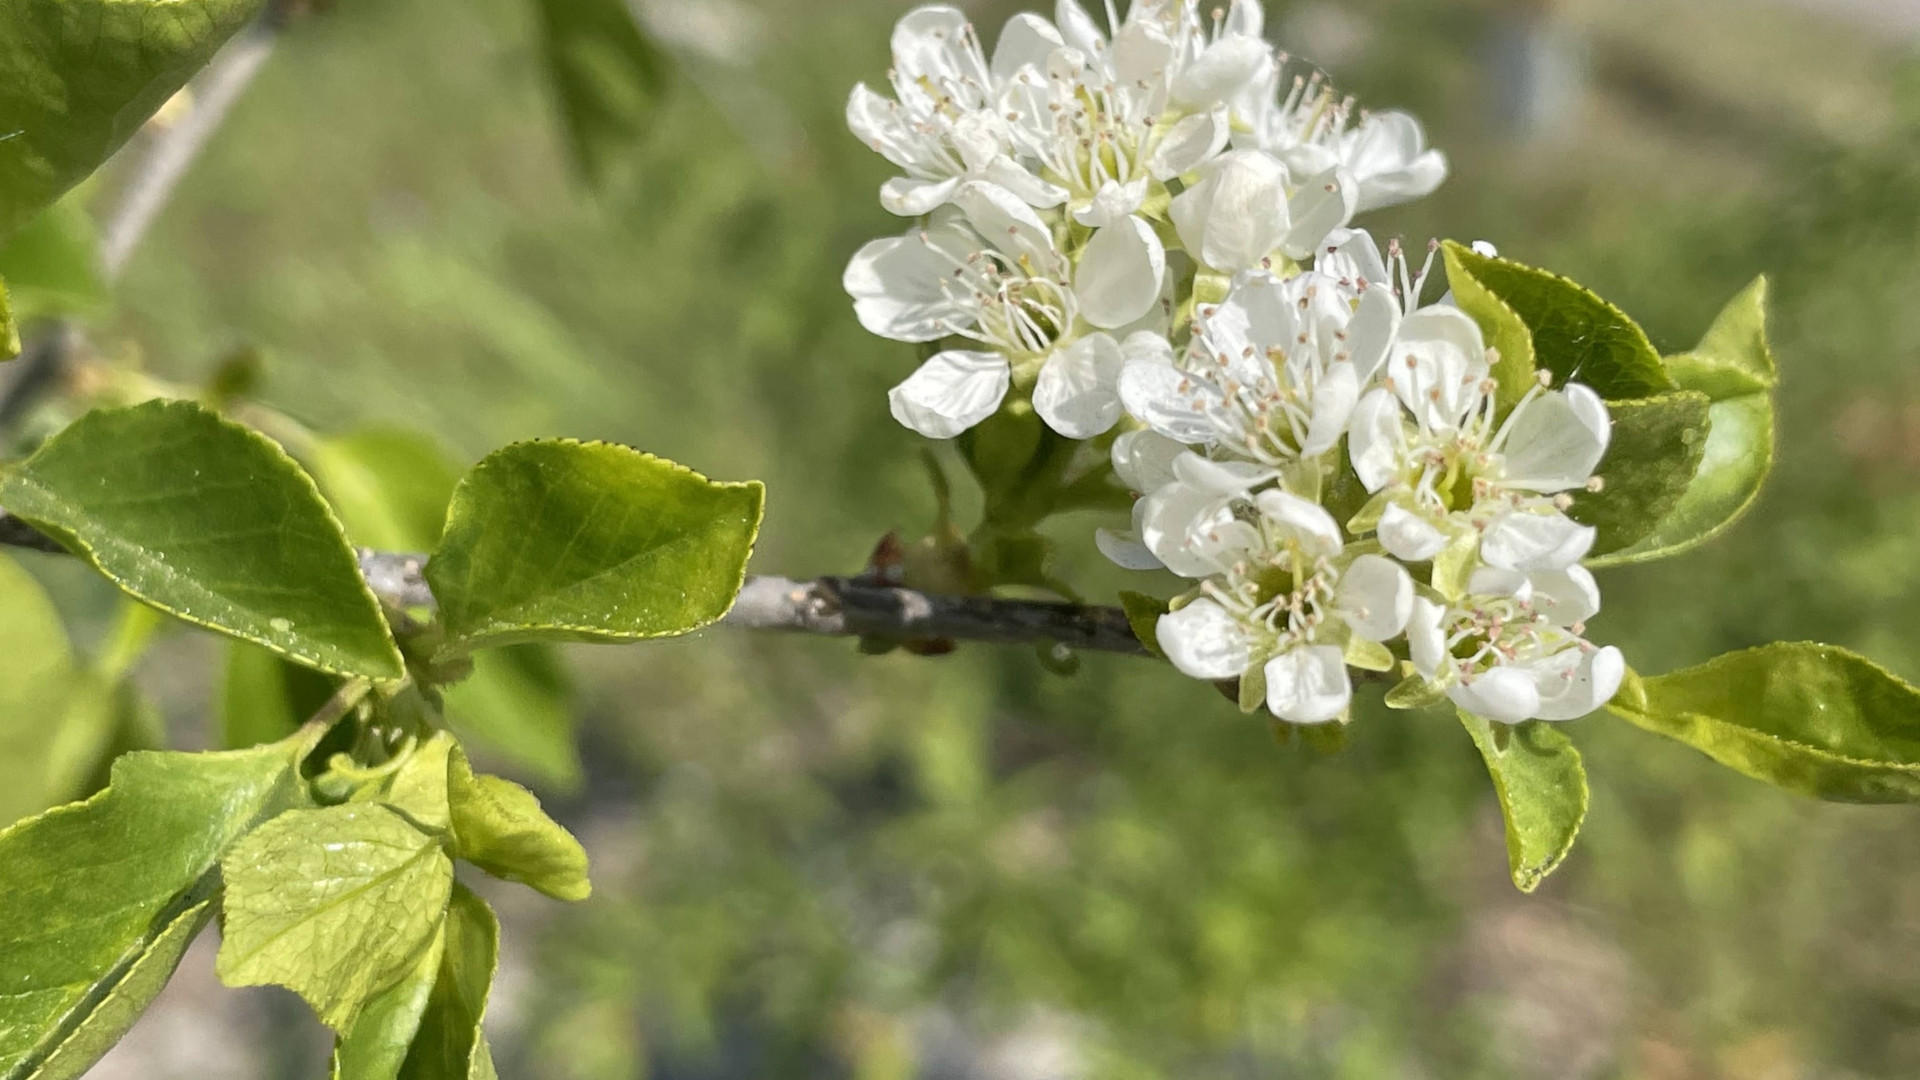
534, 0, 671, 190
0, 273, 17, 359
1570, 392, 1712, 556
444, 645, 581, 793
399, 884, 499, 1080
1589, 278, 1778, 567
1458, 710, 1588, 892
1441, 240, 1536, 415
218, 803, 455, 1031
1384, 672, 1445, 711
1118, 591, 1168, 659
1441, 244, 1673, 401
425, 440, 763, 655
311, 429, 464, 552
331, 925, 446, 1080
0, 400, 405, 681
0, 199, 105, 321
0, 551, 77, 826
1607, 644, 1920, 803
448, 746, 591, 901
0, 740, 307, 1079
222, 640, 339, 749
0, 0, 266, 235
372, 732, 458, 834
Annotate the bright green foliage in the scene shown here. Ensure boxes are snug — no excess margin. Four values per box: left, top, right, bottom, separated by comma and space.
401, 884, 500, 1080
218, 803, 455, 1031
0, 741, 306, 1080
0, 199, 105, 321
311, 428, 463, 552
1440, 240, 1536, 415
0, 0, 265, 235
0, 401, 405, 681
0, 272, 16, 359
1572, 392, 1712, 555
1609, 644, 1920, 803
448, 746, 591, 901
1459, 710, 1589, 892
221, 640, 337, 748
533, 0, 671, 190
332, 929, 447, 1080
443, 646, 580, 792
1444, 244, 1674, 401
375, 733, 459, 833
0, 551, 77, 826
1118, 591, 1168, 659
425, 440, 763, 655
1592, 277, 1778, 566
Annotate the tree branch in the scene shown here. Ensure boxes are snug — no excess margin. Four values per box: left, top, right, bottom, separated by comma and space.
0, 513, 1152, 656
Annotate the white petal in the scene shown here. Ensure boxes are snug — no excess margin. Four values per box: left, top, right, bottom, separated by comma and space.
1336, 554, 1413, 642
991, 12, 1065, 81
1157, 599, 1252, 680
1316, 227, 1391, 290
1111, 428, 1185, 492
1529, 565, 1602, 626
1265, 645, 1352, 724
1076, 217, 1167, 329
1449, 668, 1542, 725
1119, 359, 1217, 445
1226, 0, 1264, 37
1466, 565, 1532, 603
1074, 177, 1150, 228
1391, 306, 1490, 431
1345, 112, 1449, 213
1301, 361, 1360, 457
1095, 527, 1164, 571
955, 180, 1058, 265
880, 176, 964, 216
1110, 19, 1176, 87
892, 7, 987, 96
1532, 646, 1625, 722
1139, 482, 1234, 578
1172, 35, 1274, 109
1347, 387, 1405, 493
1053, 0, 1106, 57
982, 158, 1070, 208
1147, 107, 1230, 180
1171, 149, 1291, 273
1281, 166, 1360, 260
1378, 502, 1448, 562
1480, 511, 1596, 572
847, 84, 912, 170
1408, 598, 1448, 680
1254, 489, 1343, 556
1345, 286, 1401, 382
1033, 334, 1126, 438
1501, 384, 1611, 492
844, 228, 974, 342
1173, 452, 1274, 496
887, 350, 1011, 439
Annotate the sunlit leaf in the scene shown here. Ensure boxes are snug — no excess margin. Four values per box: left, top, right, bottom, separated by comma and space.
1441, 240, 1535, 415
448, 746, 590, 902
0, 551, 76, 826
1459, 710, 1588, 892
399, 884, 499, 1080
425, 440, 763, 656
0, 198, 105, 321
1571, 392, 1711, 556
331, 925, 446, 1080
218, 803, 454, 1031
0, 401, 405, 681
0, 0, 267, 234
1608, 644, 1920, 802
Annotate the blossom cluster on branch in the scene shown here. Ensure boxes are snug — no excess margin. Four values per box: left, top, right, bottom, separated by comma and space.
843, 0, 1622, 727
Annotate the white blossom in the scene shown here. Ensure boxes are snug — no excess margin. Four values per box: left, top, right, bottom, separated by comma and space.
1408, 566, 1624, 723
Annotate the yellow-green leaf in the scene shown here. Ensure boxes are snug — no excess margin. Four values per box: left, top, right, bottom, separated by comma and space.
1441, 240, 1535, 415
1571, 392, 1712, 556
448, 746, 590, 901
1459, 710, 1588, 892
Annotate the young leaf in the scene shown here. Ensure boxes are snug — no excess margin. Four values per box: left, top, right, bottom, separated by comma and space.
1442, 244, 1673, 401
0, 199, 107, 321
1589, 278, 1777, 567
448, 746, 590, 901
0, 551, 77, 826
0, 272, 17, 359
372, 733, 459, 834
0, 0, 267, 234
0, 741, 308, 1079
218, 804, 455, 1031
310, 429, 464, 552
444, 645, 582, 793
425, 440, 763, 656
1569, 392, 1712, 556
1458, 710, 1588, 892
1117, 591, 1169, 659
1441, 240, 1535, 415
400, 884, 500, 1080
0, 401, 405, 681
331, 926, 447, 1080
1607, 644, 1920, 803
534, 0, 672, 190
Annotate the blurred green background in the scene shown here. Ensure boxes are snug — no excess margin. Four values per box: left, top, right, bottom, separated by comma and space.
21, 0, 1920, 1076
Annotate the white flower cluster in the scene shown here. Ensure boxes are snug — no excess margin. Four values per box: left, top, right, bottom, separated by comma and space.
844, 1, 1623, 726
